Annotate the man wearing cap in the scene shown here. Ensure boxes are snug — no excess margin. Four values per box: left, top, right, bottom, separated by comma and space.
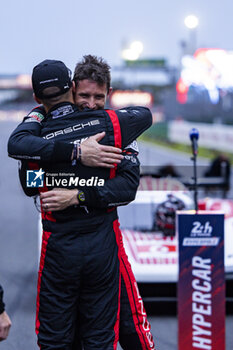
0, 285, 11, 341
8, 59, 155, 350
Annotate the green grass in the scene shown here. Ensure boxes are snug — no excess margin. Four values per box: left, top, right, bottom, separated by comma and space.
139, 135, 233, 165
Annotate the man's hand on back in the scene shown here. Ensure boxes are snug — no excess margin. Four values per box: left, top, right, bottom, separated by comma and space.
41, 189, 78, 212
0, 311, 11, 341
80, 132, 123, 168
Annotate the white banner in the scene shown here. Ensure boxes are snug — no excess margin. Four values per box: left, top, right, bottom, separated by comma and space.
168, 120, 233, 153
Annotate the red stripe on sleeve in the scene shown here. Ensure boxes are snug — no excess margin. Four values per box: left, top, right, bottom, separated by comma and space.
105, 110, 122, 179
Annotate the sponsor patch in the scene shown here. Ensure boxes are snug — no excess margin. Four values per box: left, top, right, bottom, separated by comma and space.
124, 155, 137, 163
51, 105, 74, 119
125, 140, 139, 152
24, 117, 41, 123
27, 112, 45, 123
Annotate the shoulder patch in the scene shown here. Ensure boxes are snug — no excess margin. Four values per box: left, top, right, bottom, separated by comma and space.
27, 111, 45, 123
24, 116, 42, 123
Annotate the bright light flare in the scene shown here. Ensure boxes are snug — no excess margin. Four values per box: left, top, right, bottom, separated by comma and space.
130, 41, 143, 54
122, 49, 140, 61
122, 40, 144, 61
184, 15, 199, 29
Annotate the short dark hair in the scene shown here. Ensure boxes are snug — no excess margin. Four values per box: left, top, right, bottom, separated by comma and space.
73, 55, 111, 93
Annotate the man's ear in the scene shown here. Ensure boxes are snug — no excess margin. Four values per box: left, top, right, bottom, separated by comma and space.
33, 93, 41, 105
107, 87, 113, 97
72, 81, 76, 91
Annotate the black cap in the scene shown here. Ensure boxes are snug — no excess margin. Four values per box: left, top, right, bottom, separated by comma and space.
32, 59, 72, 99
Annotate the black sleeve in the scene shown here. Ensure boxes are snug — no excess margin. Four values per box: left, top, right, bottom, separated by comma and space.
81, 107, 150, 208
8, 119, 73, 163
0, 284, 5, 314
116, 106, 152, 148
82, 147, 140, 208
18, 160, 39, 197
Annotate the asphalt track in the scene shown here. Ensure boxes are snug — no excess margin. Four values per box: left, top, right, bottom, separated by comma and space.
0, 120, 233, 349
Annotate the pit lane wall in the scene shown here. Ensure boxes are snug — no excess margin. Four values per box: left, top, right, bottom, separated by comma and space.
168, 121, 233, 153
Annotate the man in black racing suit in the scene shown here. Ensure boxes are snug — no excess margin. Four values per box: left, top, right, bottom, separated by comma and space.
8, 59, 155, 350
